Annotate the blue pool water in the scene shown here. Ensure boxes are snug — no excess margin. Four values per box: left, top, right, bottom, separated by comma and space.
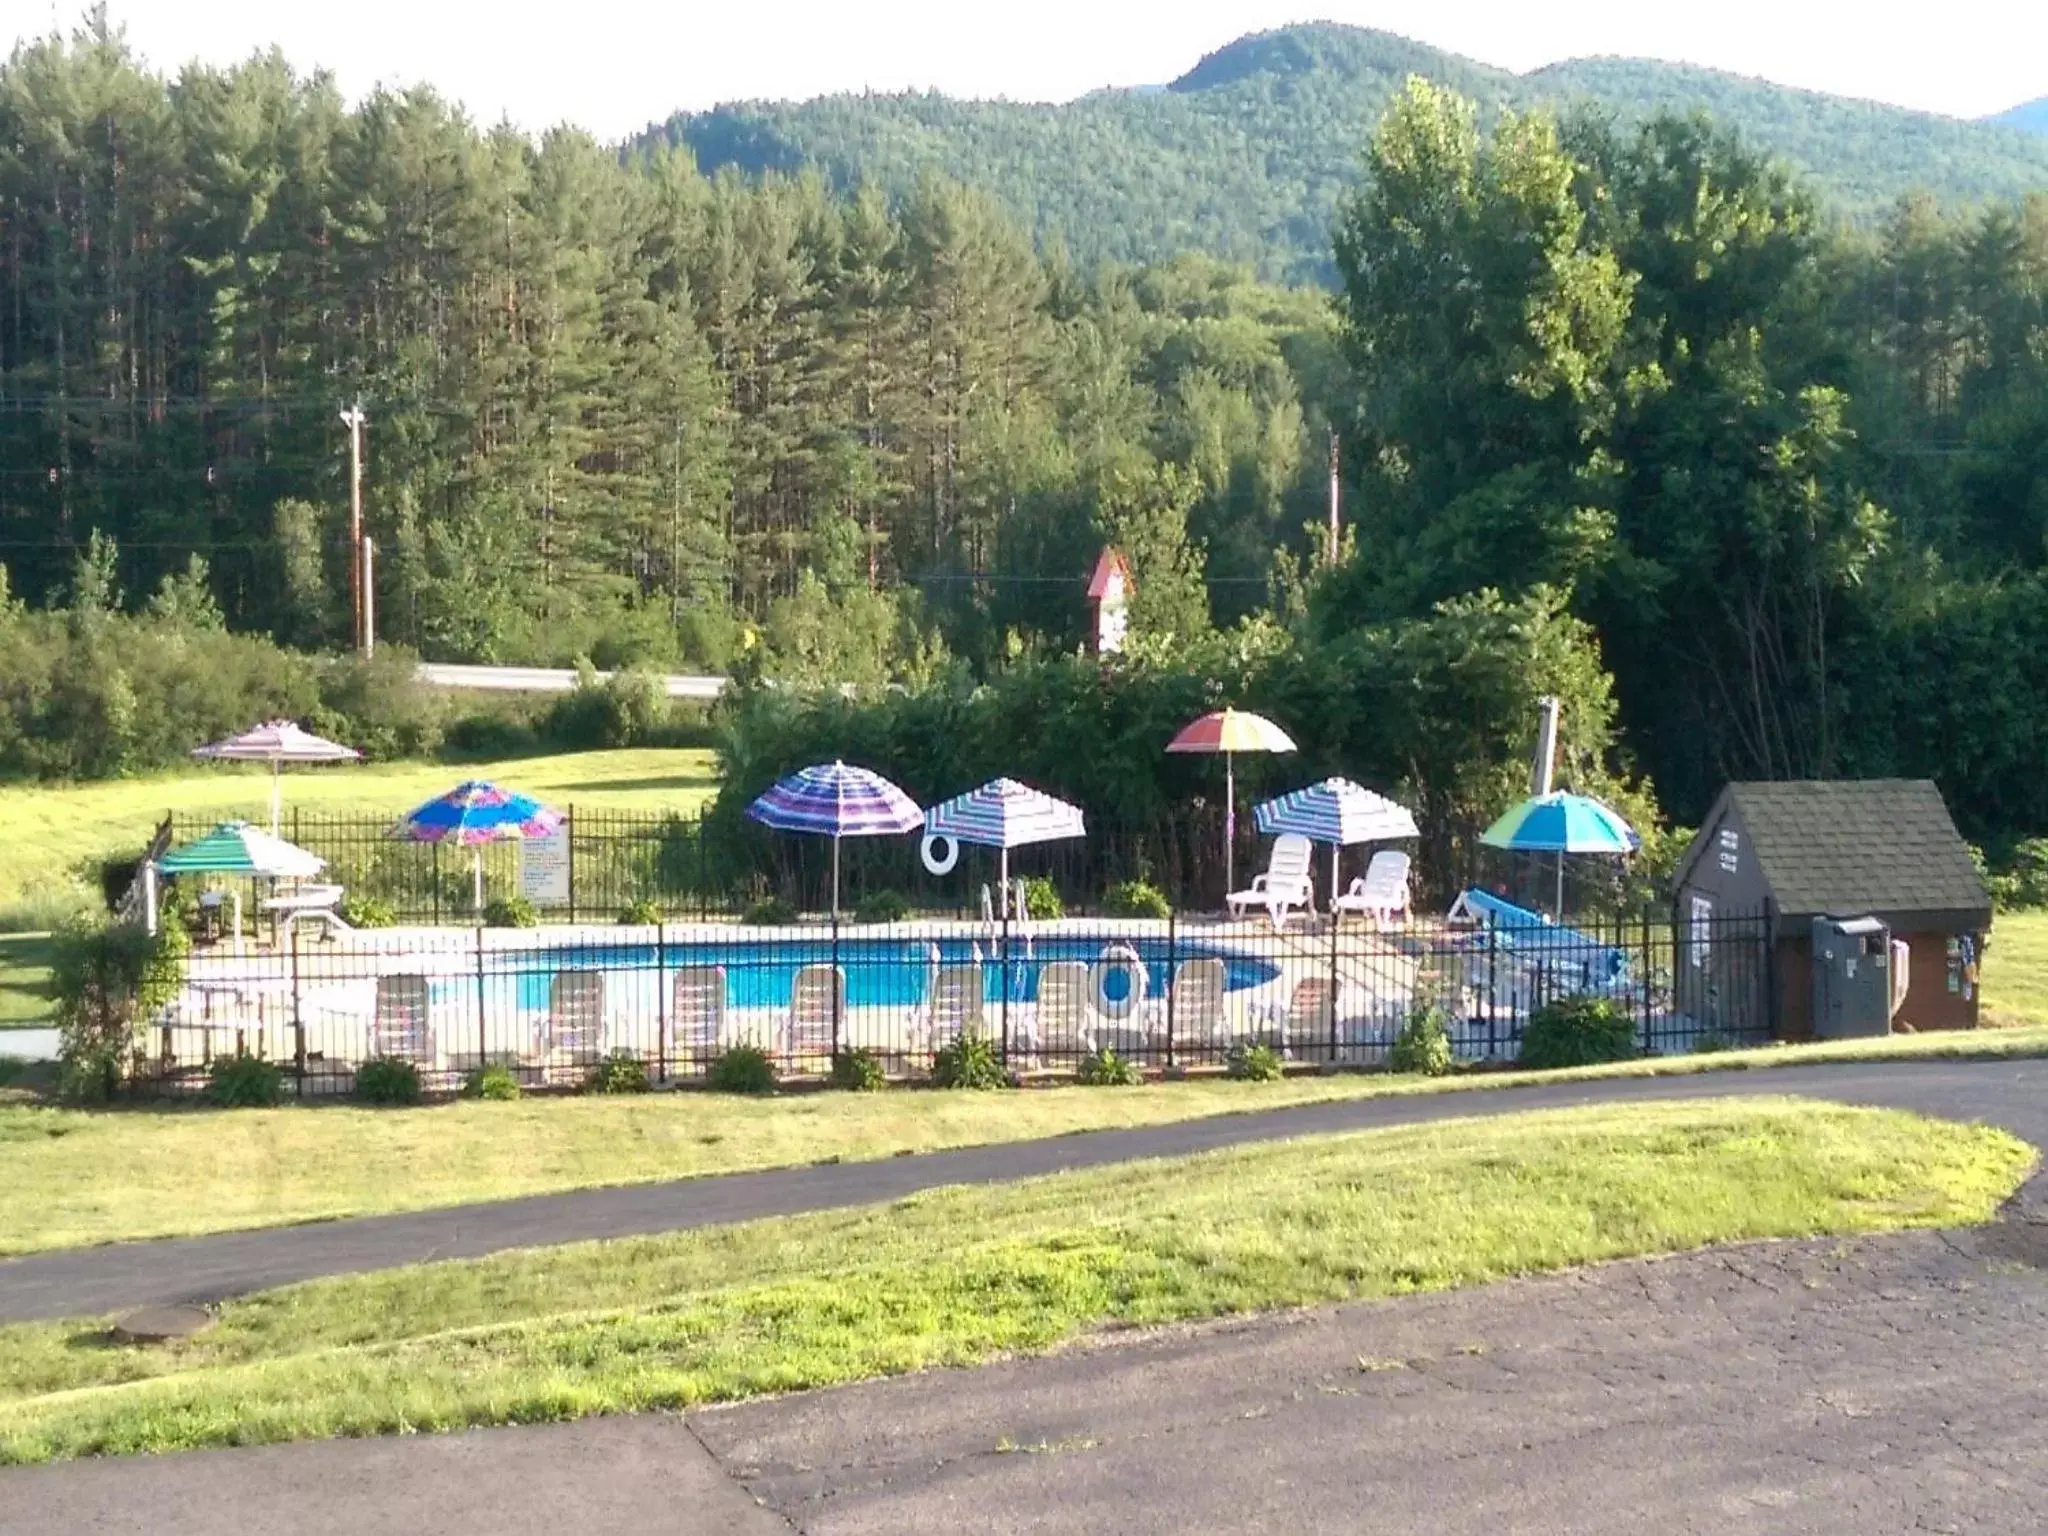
433, 936, 1278, 1014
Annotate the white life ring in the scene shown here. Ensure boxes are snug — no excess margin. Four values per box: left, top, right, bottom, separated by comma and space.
1089, 943, 1148, 1022
920, 832, 959, 876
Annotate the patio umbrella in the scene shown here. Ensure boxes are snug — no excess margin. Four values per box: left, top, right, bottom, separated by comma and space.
1166, 709, 1296, 899
746, 760, 923, 916
1254, 776, 1419, 901
394, 780, 566, 915
153, 820, 327, 938
191, 719, 361, 834
924, 777, 1086, 895
1480, 790, 1640, 919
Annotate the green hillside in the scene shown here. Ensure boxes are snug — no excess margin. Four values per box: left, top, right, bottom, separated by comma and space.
655, 23, 2048, 281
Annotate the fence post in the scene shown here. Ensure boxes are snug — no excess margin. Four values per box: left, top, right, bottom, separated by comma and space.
1164, 907, 1177, 1071
475, 923, 487, 1072
290, 922, 305, 1097
1327, 902, 1341, 1064
655, 919, 668, 1083
1485, 922, 1499, 1061
830, 911, 842, 1062
998, 900, 1010, 1067
566, 807, 577, 925
432, 842, 442, 927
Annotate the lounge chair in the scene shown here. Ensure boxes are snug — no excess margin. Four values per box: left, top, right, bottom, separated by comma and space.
1334, 850, 1410, 925
1031, 961, 1093, 1064
371, 973, 432, 1061
781, 963, 844, 1063
1165, 957, 1227, 1052
669, 965, 726, 1063
1274, 975, 1333, 1056
1225, 833, 1316, 930
924, 963, 987, 1055
546, 970, 606, 1060
1448, 888, 1630, 993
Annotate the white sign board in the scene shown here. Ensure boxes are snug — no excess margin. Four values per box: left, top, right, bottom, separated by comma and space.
521, 826, 571, 907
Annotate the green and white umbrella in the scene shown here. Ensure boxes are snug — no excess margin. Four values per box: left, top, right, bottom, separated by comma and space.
157, 821, 327, 880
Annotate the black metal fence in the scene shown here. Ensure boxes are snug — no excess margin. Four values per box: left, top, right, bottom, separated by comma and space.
129, 903, 1773, 1097
162, 806, 1652, 926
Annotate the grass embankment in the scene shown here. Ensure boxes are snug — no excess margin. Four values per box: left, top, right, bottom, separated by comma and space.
1986, 910, 2048, 1027
0, 1098, 2026, 1464
0, 746, 719, 1027
5, 1022, 2048, 1258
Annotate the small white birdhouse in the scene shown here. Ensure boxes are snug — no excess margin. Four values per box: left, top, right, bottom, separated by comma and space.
1087, 547, 1135, 655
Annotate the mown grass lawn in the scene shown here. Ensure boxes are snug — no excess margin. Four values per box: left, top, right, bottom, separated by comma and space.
0, 746, 719, 1027
4, 1022, 2048, 1258
0, 746, 718, 930
0, 1097, 2026, 1465
1985, 909, 2048, 1027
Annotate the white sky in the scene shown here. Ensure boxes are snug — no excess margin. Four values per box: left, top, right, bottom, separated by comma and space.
6, 1, 2044, 140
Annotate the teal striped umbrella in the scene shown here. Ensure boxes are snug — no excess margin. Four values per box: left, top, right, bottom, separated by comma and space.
157, 821, 326, 879
1481, 791, 1639, 917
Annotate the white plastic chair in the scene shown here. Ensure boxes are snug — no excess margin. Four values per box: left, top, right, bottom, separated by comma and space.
669, 965, 727, 1063
1166, 957, 1226, 1050
546, 970, 606, 1061
924, 964, 987, 1054
1334, 850, 1411, 925
1032, 961, 1093, 1063
371, 973, 432, 1062
1225, 833, 1316, 930
782, 964, 844, 1063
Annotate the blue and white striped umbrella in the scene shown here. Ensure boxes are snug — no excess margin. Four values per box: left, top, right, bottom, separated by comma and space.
747, 760, 923, 914
925, 777, 1086, 891
1253, 777, 1418, 846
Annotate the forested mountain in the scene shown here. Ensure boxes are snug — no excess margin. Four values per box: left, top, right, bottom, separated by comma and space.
655, 23, 2048, 282
1994, 98, 2048, 135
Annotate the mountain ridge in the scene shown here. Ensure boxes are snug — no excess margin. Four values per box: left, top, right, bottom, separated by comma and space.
651, 24, 2048, 283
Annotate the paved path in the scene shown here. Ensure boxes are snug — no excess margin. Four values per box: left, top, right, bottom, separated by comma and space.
3, 1058, 2044, 1323
5, 1058, 2046, 1533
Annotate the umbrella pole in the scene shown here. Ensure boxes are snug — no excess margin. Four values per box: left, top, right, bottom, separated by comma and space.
1225, 751, 1236, 903
270, 757, 284, 837
473, 848, 484, 916
1000, 847, 1010, 915
1555, 851, 1565, 922
1331, 844, 1339, 913
831, 834, 841, 918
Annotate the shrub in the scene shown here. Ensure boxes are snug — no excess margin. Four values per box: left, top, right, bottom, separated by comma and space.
207, 1053, 285, 1108
741, 895, 798, 926
339, 895, 398, 929
933, 1030, 1008, 1089
1227, 1040, 1285, 1081
617, 897, 663, 926
830, 1046, 887, 1091
1388, 1002, 1453, 1077
1520, 994, 1638, 1070
52, 916, 190, 1104
1101, 880, 1171, 920
96, 853, 145, 913
707, 1044, 778, 1094
463, 1063, 522, 1100
586, 1051, 652, 1094
1076, 1046, 1142, 1086
1692, 1030, 1734, 1054
355, 1056, 422, 1106
482, 895, 539, 929
853, 889, 910, 925
1018, 876, 1064, 922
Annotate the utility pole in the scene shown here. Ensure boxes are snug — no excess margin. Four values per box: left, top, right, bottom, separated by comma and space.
339, 403, 367, 652
360, 537, 376, 661
1326, 430, 1341, 565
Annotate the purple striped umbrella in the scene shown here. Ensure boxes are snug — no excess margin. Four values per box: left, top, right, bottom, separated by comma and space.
747, 761, 923, 915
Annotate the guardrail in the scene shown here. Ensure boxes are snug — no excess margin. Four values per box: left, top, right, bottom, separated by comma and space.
414, 664, 727, 700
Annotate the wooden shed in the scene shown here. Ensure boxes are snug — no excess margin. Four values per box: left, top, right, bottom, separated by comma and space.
1672, 780, 1992, 1039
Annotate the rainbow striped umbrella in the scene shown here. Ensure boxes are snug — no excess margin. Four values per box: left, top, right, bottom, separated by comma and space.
747, 761, 923, 915
1167, 709, 1296, 898
924, 777, 1086, 891
394, 781, 565, 914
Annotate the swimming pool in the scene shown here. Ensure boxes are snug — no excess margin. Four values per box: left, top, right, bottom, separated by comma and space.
426, 935, 1279, 1014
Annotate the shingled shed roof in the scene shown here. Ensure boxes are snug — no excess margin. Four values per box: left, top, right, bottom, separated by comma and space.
1681, 779, 1991, 925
